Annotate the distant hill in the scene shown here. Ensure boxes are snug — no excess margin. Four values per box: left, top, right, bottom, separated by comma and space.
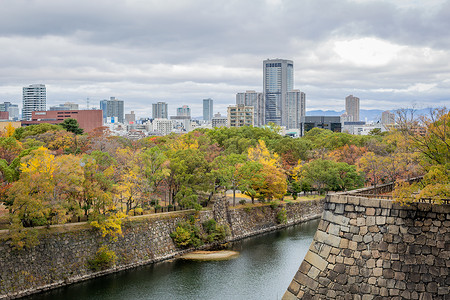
306, 108, 432, 123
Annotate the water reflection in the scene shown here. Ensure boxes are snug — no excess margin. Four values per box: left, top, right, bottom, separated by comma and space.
24, 219, 319, 300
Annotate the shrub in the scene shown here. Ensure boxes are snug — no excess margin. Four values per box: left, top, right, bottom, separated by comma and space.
276, 208, 287, 224
270, 201, 280, 209
203, 219, 229, 243
88, 246, 117, 271
170, 220, 204, 248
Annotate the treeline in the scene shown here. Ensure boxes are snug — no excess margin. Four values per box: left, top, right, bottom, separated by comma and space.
0, 107, 448, 237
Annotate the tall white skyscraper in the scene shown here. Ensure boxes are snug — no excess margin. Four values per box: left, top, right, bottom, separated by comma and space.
152, 102, 168, 119
236, 90, 264, 127
285, 90, 306, 129
203, 98, 213, 122
22, 84, 46, 121
263, 59, 293, 126
345, 95, 360, 122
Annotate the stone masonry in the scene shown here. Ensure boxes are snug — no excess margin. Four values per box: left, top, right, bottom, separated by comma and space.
283, 195, 450, 300
0, 199, 323, 299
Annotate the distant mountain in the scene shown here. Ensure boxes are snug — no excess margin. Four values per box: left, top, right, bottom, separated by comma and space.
306, 108, 432, 123
306, 109, 384, 122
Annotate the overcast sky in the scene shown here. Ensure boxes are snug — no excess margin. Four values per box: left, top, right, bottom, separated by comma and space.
1, 0, 449, 118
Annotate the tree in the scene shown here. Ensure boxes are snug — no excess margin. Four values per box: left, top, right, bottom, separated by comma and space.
213, 153, 246, 206
60, 118, 84, 135
357, 152, 386, 188
6, 147, 84, 227
300, 159, 363, 194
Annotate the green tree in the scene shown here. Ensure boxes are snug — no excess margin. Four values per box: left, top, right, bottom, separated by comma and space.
60, 118, 84, 135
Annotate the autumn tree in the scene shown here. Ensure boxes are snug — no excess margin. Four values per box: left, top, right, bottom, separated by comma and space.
6, 147, 84, 227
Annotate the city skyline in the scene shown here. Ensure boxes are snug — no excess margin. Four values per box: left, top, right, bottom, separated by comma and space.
0, 1, 449, 118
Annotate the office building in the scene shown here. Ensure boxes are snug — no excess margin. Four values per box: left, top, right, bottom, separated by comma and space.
203, 98, 213, 122
0, 102, 19, 120
177, 105, 191, 117
125, 111, 136, 124
345, 95, 360, 122
21, 110, 103, 132
211, 112, 227, 128
227, 104, 254, 127
285, 90, 306, 129
153, 118, 173, 135
300, 116, 341, 136
100, 97, 124, 123
0, 112, 8, 120
49, 102, 79, 111
381, 110, 395, 125
22, 84, 46, 121
263, 59, 293, 126
152, 102, 168, 119
236, 91, 264, 127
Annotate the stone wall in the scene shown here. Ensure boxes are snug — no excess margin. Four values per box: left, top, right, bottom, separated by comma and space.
0, 199, 323, 299
283, 195, 450, 300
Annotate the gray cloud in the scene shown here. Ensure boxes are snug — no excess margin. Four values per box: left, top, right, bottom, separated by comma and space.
0, 0, 449, 118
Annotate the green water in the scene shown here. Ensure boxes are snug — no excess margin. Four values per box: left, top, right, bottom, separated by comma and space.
24, 219, 319, 300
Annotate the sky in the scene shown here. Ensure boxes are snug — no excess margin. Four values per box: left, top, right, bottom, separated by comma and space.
0, 0, 449, 118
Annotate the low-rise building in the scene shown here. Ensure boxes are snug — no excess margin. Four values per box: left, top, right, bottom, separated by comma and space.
300, 116, 341, 136
21, 110, 103, 132
227, 104, 254, 127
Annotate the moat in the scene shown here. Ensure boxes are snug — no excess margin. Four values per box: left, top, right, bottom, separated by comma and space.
23, 219, 319, 300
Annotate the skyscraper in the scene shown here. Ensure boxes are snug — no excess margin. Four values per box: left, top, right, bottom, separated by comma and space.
100, 97, 124, 123
22, 84, 46, 121
0, 102, 19, 120
236, 90, 264, 126
152, 102, 168, 119
345, 95, 360, 122
263, 59, 293, 126
177, 105, 191, 117
203, 98, 213, 122
285, 90, 306, 129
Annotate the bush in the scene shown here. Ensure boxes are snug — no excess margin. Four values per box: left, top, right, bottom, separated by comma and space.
239, 199, 246, 205
88, 246, 117, 271
170, 220, 204, 248
276, 208, 287, 224
203, 219, 229, 243
270, 201, 280, 209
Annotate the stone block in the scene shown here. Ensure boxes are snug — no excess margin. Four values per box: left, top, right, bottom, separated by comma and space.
363, 234, 373, 244
366, 207, 376, 216
360, 226, 368, 235
294, 271, 319, 290
348, 197, 360, 205
380, 200, 392, 208
304, 251, 328, 272
287, 280, 301, 295
328, 223, 341, 236
307, 266, 320, 279
282, 291, 297, 300
359, 198, 381, 208
368, 226, 379, 233
318, 244, 332, 258
348, 241, 357, 251
344, 257, 355, 265
315, 230, 341, 248
373, 267, 383, 276
366, 259, 376, 268
366, 216, 376, 226
330, 195, 348, 204
298, 261, 312, 274
322, 211, 350, 226
375, 216, 386, 225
